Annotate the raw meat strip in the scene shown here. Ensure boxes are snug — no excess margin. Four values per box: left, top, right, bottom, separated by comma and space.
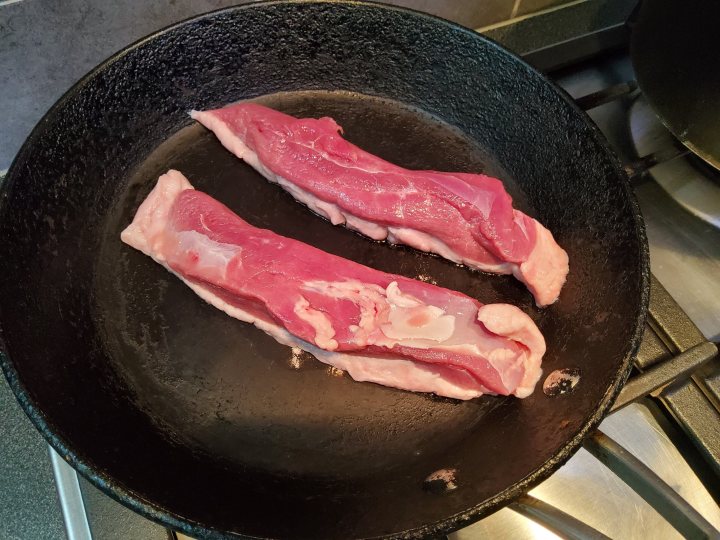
121, 170, 546, 400
190, 103, 569, 306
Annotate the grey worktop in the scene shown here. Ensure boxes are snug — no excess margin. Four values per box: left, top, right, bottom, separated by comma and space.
0, 0, 249, 172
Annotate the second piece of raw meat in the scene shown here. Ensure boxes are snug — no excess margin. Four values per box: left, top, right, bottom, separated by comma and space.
122, 170, 546, 400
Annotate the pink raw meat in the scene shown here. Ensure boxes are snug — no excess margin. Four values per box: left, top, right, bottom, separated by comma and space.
121, 170, 546, 400
190, 103, 569, 306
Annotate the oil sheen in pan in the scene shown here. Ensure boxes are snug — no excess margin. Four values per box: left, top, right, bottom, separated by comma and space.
93, 90, 536, 478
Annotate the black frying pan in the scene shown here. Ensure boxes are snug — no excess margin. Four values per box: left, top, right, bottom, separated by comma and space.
0, 2, 648, 538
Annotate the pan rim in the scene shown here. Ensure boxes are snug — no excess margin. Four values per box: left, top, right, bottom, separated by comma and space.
0, 1, 650, 538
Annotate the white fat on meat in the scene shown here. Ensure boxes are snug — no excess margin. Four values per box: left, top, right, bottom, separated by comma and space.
476, 304, 544, 397
382, 282, 455, 342
513, 220, 570, 307
120, 169, 193, 258
293, 296, 338, 350
300, 279, 458, 347
387, 227, 513, 274
190, 275, 488, 400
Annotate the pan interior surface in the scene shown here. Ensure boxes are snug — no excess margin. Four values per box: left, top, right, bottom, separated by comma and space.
98, 90, 521, 480
0, 3, 647, 539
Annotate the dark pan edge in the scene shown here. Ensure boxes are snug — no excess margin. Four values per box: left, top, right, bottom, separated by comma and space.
0, 1, 651, 538
0, 351, 246, 540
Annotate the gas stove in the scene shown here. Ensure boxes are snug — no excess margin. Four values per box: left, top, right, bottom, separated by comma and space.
1, 1, 718, 539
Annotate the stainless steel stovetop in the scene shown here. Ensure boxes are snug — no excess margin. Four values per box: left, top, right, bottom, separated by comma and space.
1, 1, 719, 539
